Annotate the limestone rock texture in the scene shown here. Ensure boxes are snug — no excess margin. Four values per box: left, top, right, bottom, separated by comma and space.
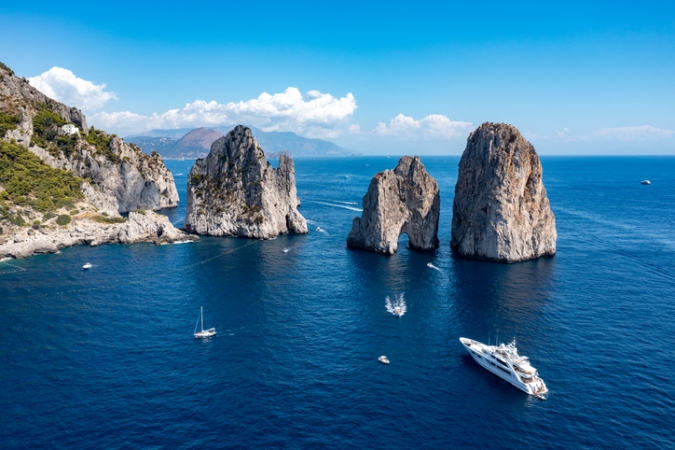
0, 65, 179, 214
347, 156, 440, 255
184, 125, 308, 239
0, 211, 198, 260
451, 122, 557, 263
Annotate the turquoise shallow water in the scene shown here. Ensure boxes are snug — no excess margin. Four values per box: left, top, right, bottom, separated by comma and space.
1, 156, 674, 448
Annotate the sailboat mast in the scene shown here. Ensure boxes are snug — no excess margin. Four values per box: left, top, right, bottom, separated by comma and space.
201, 306, 204, 332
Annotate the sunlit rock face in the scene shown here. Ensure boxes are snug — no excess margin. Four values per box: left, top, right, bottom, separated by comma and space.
451, 122, 557, 263
185, 125, 308, 239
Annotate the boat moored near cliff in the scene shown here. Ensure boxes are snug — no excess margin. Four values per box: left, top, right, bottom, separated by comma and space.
459, 337, 548, 398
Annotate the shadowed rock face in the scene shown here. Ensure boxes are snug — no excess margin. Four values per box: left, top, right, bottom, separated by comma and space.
451, 122, 557, 263
184, 125, 308, 239
347, 156, 440, 255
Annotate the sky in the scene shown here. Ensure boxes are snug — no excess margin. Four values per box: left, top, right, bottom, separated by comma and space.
1, 1, 674, 155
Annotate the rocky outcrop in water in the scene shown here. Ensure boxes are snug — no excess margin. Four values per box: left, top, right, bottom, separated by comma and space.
347, 156, 440, 254
0, 64, 179, 214
451, 122, 556, 262
184, 125, 308, 238
0, 211, 198, 260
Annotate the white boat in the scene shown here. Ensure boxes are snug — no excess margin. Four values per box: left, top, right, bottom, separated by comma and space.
393, 307, 403, 317
378, 355, 390, 364
641, 180, 651, 185
83, 263, 92, 270
194, 306, 217, 339
283, 248, 290, 253
316, 227, 322, 232
459, 337, 548, 398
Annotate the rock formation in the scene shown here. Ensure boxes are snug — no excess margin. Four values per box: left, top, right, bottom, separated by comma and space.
0, 62, 193, 259
184, 125, 308, 239
0, 211, 198, 259
451, 122, 556, 262
0, 64, 179, 214
347, 156, 440, 255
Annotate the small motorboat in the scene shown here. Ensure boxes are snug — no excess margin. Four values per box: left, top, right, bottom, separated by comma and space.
378, 355, 390, 364
316, 227, 322, 232
282, 248, 290, 253
641, 180, 651, 185
393, 307, 403, 317
83, 263, 92, 270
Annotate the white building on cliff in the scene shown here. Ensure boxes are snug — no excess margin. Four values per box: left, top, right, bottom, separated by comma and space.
61, 124, 79, 135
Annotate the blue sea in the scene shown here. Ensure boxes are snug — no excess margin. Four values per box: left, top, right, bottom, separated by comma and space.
1, 156, 674, 449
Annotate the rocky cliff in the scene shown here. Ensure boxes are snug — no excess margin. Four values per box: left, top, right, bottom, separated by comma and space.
184, 125, 308, 238
347, 156, 440, 255
0, 62, 191, 259
0, 64, 179, 215
451, 122, 556, 262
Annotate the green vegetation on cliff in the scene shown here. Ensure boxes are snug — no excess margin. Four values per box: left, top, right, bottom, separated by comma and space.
30, 104, 79, 157
0, 112, 21, 137
0, 140, 83, 216
86, 127, 119, 162
0, 61, 14, 76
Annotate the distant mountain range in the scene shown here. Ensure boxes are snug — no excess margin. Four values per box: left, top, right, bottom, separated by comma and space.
126, 125, 353, 159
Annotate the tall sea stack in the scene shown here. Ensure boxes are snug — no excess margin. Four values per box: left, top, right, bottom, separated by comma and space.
347, 156, 440, 255
184, 125, 308, 239
451, 122, 556, 262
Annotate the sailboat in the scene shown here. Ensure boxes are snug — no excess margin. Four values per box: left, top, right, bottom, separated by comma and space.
194, 306, 217, 338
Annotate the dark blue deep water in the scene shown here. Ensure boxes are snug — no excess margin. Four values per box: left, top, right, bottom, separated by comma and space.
2, 156, 674, 449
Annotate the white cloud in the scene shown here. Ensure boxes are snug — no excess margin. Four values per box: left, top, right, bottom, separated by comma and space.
374, 113, 472, 139
596, 125, 673, 141
28, 67, 117, 111
91, 87, 357, 138
348, 124, 362, 133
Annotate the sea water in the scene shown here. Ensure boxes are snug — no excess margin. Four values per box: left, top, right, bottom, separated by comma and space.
1, 156, 674, 448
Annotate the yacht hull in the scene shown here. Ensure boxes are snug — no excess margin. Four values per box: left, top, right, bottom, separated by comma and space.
460, 338, 548, 397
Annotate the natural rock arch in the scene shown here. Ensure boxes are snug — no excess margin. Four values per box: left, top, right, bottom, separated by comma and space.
347, 156, 440, 255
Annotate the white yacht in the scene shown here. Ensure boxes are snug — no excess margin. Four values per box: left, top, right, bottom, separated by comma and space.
641, 180, 651, 185
459, 337, 548, 398
194, 307, 217, 339
378, 355, 390, 364
83, 263, 92, 270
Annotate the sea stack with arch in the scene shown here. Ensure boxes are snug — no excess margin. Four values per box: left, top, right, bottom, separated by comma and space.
184, 125, 308, 239
451, 122, 557, 262
346, 156, 440, 255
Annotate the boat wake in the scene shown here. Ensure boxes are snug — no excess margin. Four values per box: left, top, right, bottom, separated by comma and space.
310, 201, 363, 212
427, 262, 441, 272
333, 200, 359, 206
385, 293, 406, 317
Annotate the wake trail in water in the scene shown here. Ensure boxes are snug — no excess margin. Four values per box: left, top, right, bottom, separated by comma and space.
385, 293, 407, 317
309, 201, 363, 212
0, 260, 27, 275
427, 262, 442, 272
333, 201, 359, 206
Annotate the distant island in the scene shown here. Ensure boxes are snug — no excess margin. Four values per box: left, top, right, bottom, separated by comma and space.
126, 126, 354, 160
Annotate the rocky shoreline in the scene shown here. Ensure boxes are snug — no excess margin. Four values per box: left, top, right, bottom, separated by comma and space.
0, 211, 198, 259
